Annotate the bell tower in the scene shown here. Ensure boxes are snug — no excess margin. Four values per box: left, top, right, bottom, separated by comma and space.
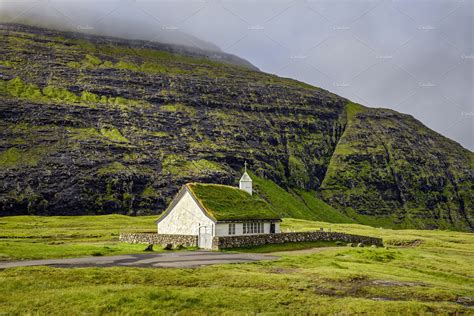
239, 161, 252, 195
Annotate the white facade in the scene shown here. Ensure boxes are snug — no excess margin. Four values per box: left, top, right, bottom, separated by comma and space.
157, 190, 214, 235
239, 171, 253, 195
215, 222, 280, 236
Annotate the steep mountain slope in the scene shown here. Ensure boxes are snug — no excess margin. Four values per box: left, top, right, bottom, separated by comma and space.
321, 103, 473, 230
0, 24, 472, 231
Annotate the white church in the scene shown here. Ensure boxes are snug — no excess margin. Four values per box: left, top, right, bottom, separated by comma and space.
156, 167, 282, 249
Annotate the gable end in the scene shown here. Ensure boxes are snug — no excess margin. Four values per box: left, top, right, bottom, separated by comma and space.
156, 185, 216, 224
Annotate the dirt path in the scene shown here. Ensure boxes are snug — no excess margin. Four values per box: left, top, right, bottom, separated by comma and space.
0, 251, 278, 269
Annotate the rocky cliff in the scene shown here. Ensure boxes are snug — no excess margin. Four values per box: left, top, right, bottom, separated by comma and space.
0, 24, 472, 231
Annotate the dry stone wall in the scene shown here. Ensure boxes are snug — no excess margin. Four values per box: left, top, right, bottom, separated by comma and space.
119, 231, 382, 250
119, 233, 197, 247
212, 231, 383, 250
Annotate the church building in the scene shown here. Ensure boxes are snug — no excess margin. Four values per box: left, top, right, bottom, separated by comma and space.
156, 167, 282, 249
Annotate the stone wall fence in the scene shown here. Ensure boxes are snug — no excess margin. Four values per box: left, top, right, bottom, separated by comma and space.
120, 231, 382, 250
212, 231, 383, 250
119, 232, 197, 248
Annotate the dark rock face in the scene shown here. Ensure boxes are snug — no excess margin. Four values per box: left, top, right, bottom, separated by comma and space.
0, 24, 472, 231
320, 104, 473, 231
0, 23, 345, 216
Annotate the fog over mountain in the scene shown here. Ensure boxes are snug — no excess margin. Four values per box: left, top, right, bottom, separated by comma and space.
1, 0, 472, 150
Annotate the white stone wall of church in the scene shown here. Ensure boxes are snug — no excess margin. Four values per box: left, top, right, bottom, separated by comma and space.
275, 222, 281, 233
216, 223, 242, 236
157, 191, 214, 235
264, 222, 270, 233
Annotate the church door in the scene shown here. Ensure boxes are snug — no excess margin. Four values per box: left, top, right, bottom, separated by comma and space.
198, 225, 212, 249
270, 223, 275, 234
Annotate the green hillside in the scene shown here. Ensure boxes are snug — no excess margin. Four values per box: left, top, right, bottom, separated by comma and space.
251, 172, 354, 223
0, 23, 472, 231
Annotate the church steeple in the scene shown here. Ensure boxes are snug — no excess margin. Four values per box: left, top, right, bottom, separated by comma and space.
239, 161, 253, 195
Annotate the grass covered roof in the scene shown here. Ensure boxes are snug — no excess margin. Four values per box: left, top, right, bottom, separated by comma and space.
186, 183, 281, 221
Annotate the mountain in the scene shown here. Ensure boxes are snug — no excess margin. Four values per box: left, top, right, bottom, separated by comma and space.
0, 23, 472, 231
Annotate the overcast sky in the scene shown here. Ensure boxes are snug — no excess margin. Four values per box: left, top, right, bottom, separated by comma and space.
1, 0, 473, 150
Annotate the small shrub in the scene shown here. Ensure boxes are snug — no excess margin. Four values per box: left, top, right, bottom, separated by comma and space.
84, 54, 102, 67
81, 91, 100, 103
0, 148, 22, 167
21, 83, 43, 100
101, 60, 114, 68
357, 243, 364, 248
43, 85, 80, 103
336, 241, 343, 246
347, 243, 353, 247
115, 60, 139, 71
66, 61, 81, 68
92, 251, 103, 256
6, 77, 26, 97
0, 80, 6, 94
100, 127, 129, 143
99, 95, 108, 104
163, 243, 173, 250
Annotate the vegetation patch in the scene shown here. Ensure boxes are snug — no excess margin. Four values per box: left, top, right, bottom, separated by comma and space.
162, 155, 224, 177
160, 103, 197, 116
0, 77, 150, 110
141, 186, 159, 198
97, 162, 128, 175
0, 146, 49, 168
100, 127, 129, 143
188, 183, 280, 221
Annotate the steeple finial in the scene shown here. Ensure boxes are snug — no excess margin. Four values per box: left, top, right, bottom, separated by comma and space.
240, 161, 252, 195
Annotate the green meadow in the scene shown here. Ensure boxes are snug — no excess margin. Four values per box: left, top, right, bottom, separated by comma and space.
0, 215, 473, 314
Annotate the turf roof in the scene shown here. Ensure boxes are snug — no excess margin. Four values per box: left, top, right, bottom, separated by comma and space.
186, 183, 281, 221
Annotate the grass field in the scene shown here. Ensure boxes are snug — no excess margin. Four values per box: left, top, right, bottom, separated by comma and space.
0, 215, 473, 314
0, 215, 157, 260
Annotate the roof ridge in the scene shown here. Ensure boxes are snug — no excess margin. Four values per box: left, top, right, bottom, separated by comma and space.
186, 182, 240, 189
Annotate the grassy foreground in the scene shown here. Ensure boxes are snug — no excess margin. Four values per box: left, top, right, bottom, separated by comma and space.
0, 215, 157, 260
0, 215, 473, 314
